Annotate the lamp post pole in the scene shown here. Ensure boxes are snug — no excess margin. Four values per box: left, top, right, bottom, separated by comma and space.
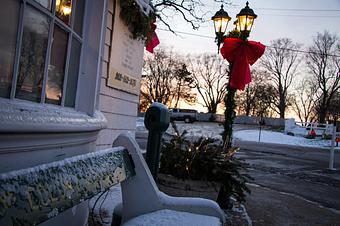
212, 1, 257, 149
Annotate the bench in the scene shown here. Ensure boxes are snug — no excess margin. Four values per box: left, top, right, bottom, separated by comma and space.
0, 133, 226, 226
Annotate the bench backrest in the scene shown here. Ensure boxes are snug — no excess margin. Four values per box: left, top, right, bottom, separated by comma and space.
0, 147, 135, 226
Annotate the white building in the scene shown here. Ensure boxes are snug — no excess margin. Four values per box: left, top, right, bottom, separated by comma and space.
0, 0, 150, 224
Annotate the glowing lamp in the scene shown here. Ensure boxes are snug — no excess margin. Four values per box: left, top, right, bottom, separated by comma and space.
236, 1, 257, 33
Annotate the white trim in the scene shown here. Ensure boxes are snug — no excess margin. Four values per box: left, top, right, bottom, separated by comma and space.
0, 98, 107, 133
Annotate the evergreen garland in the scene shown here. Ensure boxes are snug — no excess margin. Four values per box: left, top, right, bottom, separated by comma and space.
119, 0, 156, 42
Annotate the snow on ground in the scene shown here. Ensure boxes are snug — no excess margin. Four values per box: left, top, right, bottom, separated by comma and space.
136, 117, 146, 131
137, 117, 339, 150
234, 129, 339, 149
89, 185, 122, 226
166, 122, 224, 139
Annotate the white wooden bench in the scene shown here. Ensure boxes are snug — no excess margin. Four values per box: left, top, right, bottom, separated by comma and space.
0, 133, 225, 226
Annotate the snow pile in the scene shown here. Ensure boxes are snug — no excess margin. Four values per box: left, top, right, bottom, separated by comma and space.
122, 209, 221, 226
166, 123, 223, 139
234, 129, 339, 149
136, 117, 146, 131
89, 185, 122, 226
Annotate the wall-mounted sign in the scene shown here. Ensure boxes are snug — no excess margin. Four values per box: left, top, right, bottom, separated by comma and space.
108, 69, 140, 95
107, 1, 144, 95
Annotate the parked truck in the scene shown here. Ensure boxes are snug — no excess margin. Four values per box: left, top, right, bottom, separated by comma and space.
169, 108, 198, 123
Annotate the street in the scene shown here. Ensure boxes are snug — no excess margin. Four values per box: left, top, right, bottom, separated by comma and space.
235, 140, 340, 226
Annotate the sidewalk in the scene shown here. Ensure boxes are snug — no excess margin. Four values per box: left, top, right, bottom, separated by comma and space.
245, 184, 340, 226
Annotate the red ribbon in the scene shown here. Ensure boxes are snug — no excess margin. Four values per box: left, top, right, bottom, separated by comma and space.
220, 38, 266, 90
146, 22, 160, 53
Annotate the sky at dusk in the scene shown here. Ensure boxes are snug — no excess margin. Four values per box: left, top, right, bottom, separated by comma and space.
152, 0, 340, 116
156, 0, 340, 55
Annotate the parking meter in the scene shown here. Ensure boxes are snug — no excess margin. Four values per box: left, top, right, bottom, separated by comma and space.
144, 102, 170, 179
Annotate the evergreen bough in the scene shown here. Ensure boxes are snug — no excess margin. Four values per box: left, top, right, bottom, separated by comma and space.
119, 0, 156, 43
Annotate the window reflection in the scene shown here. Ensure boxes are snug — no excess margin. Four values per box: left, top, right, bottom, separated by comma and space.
74, 0, 85, 35
56, 0, 72, 25
16, 6, 50, 102
0, 0, 20, 98
46, 26, 68, 105
64, 38, 81, 107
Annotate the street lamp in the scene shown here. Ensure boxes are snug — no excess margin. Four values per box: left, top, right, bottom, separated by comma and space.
236, 1, 257, 38
212, 5, 231, 52
212, 1, 258, 148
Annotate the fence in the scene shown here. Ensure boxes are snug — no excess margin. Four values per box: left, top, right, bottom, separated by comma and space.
285, 118, 335, 136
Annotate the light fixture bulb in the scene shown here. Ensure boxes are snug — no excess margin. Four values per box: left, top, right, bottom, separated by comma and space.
62, 5, 72, 15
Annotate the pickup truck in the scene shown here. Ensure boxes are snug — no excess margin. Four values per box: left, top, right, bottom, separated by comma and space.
169, 108, 198, 123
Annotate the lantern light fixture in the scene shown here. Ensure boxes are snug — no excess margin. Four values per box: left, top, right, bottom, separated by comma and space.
212, 1, 257, 52
212, 5, 231, 52
212, 5, 231, 37
236, 1, 257, 33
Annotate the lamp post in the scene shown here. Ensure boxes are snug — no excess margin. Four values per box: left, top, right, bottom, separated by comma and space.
212, 1, 257, 148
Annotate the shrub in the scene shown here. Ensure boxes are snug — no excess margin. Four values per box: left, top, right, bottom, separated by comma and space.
159, 122, 252, 204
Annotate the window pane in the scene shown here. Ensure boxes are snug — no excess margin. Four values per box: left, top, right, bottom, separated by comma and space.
0, 0, 20, 98
33, 0, 52, 10
46, 25, 68, 105
56, 0, 72, 25
16, 6, 50, 102
64, 37, 81, 107
74, 0, 85, 35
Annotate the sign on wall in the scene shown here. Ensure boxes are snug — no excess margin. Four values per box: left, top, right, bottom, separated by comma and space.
107, 1, 144, 95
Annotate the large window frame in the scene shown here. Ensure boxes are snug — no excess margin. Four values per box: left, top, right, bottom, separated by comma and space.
0, 0, 107, 136
7, 0, 85, 107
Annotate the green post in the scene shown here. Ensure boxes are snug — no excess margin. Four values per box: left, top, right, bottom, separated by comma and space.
144, 102, 170, 179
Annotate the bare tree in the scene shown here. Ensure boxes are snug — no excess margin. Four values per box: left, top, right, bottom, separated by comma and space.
328, 91, 340, 120
236, 69, 275, 117
140, 47, 196, 111
260, 38, 302, 119
306, 31, 340, 123
291, 78, 318, 124
171, 63, 196, 108
188, 54, 229, 113
154, 0, 232, 32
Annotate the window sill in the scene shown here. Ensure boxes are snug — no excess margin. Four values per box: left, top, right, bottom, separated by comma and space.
0, 98, 107, 133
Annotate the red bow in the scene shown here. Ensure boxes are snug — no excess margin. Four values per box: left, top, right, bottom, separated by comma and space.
220, 38, 265, 90
146, 22, 160, 53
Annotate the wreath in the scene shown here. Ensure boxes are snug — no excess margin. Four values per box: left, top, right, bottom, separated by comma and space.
119, 0, 156, 43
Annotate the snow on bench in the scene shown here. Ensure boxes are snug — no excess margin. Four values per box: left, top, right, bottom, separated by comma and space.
0, 146, 134, 226
0, 133, 225, 226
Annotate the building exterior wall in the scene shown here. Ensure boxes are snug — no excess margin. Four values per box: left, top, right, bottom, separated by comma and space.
96, 0, 142, 150
0, 0, 147, 225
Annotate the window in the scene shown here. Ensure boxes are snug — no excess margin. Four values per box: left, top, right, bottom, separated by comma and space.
0, 0, 85, 107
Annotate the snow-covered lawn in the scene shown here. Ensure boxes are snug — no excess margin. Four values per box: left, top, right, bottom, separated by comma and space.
234, 129, 339, 149
137, 117, 339, 149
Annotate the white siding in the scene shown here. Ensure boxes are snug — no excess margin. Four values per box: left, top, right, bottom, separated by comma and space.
96, 0, 140, 148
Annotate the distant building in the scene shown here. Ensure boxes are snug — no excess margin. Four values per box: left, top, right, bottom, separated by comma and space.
0, 0, 149, 224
